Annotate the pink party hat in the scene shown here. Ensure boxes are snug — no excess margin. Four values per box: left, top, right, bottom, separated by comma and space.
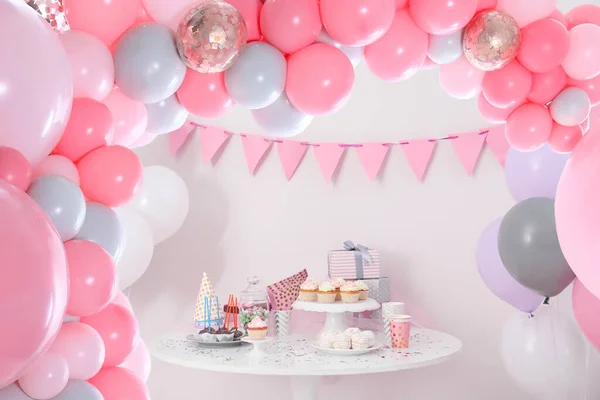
194, 272, 223, 328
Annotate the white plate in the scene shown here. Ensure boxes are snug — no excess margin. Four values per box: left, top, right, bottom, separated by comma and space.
310, 342, 383, 355
186, 334, 247, 348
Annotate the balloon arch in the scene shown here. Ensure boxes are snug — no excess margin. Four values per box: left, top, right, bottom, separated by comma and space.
2, 0, 600, 399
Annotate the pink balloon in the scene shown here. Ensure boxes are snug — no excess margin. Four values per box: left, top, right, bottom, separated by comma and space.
320, 0, 395, 46
364, 9, 429, 82
478, 94, 521, 124
548, 123, 583, 153
527, 67, 567, 105
89, 367, 149, 400
112, 292, 134, 311
482, 60, 533, 108
0, 181, 68, 388
517, 18, 569, 74
120, 340, 151, 383
573, 279, 600, 352
496, 0, 556, 27
55, 98, 114, 162
439, 56, 485, 100
409, 0, 477, 35
50, 323, 105, 380
0, 147, 32, 191
18, 353, 69, 400
505, 103, 553, 151
142, 0, 201, 30
395, 0, 408, 8
260, 0, 321, 54
60, 30, 114, 101
0, 1, 73, 165
177, 70, 233, 118
549, 9, 567, 27
80, 304, 139, 367
476, 0, 497, 12
562, 24, 600, 81
569, 75, 600, 107
286, 43, 354, 115
63, 0, 142, 46
226, 0, 262, 42
66, 240, 117, 317
103, 88, 148, 147
565, 5, 600, 29
32, 155, 80, 185
77, 146, 143, 207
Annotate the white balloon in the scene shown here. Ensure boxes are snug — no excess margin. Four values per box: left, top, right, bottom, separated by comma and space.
114, 207, 155, 289
550, 87, 591, 127
427, 30, 464, 65
316, 30, 364, 68
131, 166, 189, 244
501, 306, 587, 400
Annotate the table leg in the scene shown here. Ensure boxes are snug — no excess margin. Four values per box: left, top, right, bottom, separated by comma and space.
289, 376, 320, 400
322, 312, 348, 333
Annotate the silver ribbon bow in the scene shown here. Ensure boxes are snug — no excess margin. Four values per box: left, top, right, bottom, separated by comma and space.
343, 240, 372, 279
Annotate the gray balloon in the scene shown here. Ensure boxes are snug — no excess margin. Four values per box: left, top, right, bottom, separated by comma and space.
224, 42, 286, 109
251, 93, 313, 137
0, 384, 32, 399
74, 202, 124, 260
498, 197, 575, 297
427, 30, 464, 65
26, 175, 86, 241
49, 381, 102, 400
114, 23, 186, 103
145, 94, 189, 135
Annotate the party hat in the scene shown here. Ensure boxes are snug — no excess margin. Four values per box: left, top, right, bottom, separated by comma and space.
194, 272, 223, 328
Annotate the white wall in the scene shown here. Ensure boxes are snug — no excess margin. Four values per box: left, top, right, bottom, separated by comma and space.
131, 1, 594, 397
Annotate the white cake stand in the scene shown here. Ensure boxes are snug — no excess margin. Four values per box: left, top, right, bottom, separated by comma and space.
292, 299, 380, 333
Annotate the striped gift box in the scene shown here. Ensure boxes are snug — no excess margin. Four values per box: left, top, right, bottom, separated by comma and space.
328, 249, 381, 279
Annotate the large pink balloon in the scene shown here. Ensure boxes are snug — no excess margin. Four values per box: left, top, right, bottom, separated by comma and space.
0, 1, 73, 165
569, 75, 600, 107
409, 0, 477, 35
0, 180, 68, 388
286, 43, 354, 116
0, 147, 32, 191
120, 340, 151, 383
177, 70, 233, 118
50, 323, 105, 380
556, 128, 600, 301
562, 24, 600, 81
226, 0, 262, 42
89, 367, 150, 400
439, 56, 485, 100
81, 304, 139, 367
54, 98, 114, 162
63, 0, 142, 46
573, 279, 600, 352
320, 0, 395, 46
517, 18, 569, 74
527, 67, 567, 105
18, 353, 69, 399
364, 9, 428, 82
142, 0, 202, 30
77, 146, 144, 207
496, 0, 556, 27
482, 60, 533, 108
565, 5, 600, 29
505, 102, 553, 151
32, 155, 80, 185
60, 30, 114, 101
103, 88, 148, 147
260, 0, 321, 54
66, 240, 118, 317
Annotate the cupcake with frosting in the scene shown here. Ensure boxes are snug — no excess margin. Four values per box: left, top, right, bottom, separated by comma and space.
354, 280, 369, 300
317, 281, 337, 303
331, 278, 346, 300
340, 282, 360, 303
247, 316, 268, 340
298, 279, 318, 302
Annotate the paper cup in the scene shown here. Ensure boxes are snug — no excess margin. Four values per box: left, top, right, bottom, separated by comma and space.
382, 302, 405, 319
389, 315, 411, 349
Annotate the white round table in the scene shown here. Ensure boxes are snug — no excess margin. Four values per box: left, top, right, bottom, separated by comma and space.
152, 326, 462, 400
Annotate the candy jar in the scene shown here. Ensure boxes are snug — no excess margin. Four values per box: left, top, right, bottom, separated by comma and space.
239, 276, 270, 333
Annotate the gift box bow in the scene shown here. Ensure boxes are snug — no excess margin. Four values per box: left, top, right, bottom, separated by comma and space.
343, 240, 373, 264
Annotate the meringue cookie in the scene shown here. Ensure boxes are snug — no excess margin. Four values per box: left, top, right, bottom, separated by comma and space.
344, 327, 360, 338
351, 330, 376, 349
332, 333, 352, 350
318, 330, 340, 348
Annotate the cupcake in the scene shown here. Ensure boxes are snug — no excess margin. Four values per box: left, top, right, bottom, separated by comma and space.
247, 316, 268, 340
354, 280, 369, 300
331, 278, 346, 300
317, 281, 337, 303
340, 282, 360, 303
298, 279, 318, 302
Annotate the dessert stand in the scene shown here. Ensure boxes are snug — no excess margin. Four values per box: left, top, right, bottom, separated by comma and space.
292, 298, 380, 333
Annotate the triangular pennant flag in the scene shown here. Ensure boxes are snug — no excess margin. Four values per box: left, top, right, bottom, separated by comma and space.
401, 139, 437, 182
199, 126, 231, 165
241, 134, 272, 174
169, 121, 195, 156
356, 143, 390, 181
314, 143, 346, 183
277, 140, 308, 180
452, 132, 487, 175
485, 126, 510, 166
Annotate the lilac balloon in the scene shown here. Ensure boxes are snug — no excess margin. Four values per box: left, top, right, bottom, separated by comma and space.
476, 218, 544, 313
505, 145, 569, 202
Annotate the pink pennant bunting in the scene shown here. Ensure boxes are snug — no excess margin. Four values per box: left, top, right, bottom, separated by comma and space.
277, 141, 308, 180
401, 139, 437, 182
485, 126, 510, 166
241, 134, 272, 174
356, 143, 390, 181
199, 126, 231, 164
314, 143, 346, 183
169, 122, 195, 156
451, 131, 487, 175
